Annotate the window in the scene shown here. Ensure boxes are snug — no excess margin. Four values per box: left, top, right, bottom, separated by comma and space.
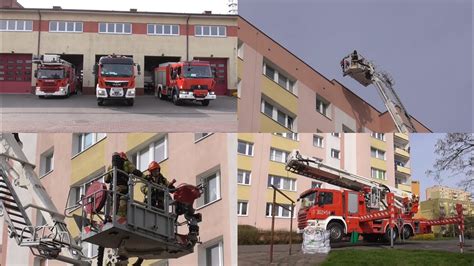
147, 24, 179, 35
264, 64, 275, 80
261, 99, 295, 130
198, 172, 221, 207
195, 133, 212, 142
266, 203, 293, 218
313, 135, 324, 148
371, 132, 385, 141
331, 133, 340, 138
371, 168, 386, 180
98, 22, 132, 34
0, 20, 33, 31
73, 133, 106, 155
371, 147, 386, 160
237, 140, 253, 156
237, 169, 251, 185
237, 41, 244, 59
132, 137, 168, 171
40, 149, 54, 176
237, 201, 248, 216
49, 21, 83, 32
270, 148, 289, 163
273, 132, 298, 141
342, 124, 354, 133
263, 62, 295, 94
311, 182, 322, 188
331, 149, 340, 159
268, 175, 296, 191
195, 25, 226, 37
205, 241, 224, 266
316, 95, 330, 117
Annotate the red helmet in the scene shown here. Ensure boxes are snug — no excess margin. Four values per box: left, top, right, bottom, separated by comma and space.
148, 161, 160, 172
119, 152, 128, 160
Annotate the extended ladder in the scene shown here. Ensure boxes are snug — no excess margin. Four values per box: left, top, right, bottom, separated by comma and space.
0, 133, 89, 265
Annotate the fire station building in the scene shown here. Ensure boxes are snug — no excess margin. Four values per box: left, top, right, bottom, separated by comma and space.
0, 6, 238, 95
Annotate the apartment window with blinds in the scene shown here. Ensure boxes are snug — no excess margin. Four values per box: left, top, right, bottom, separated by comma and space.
269, 148, 289, 163
237, 140, 254, 156
237, 201, 248, 216
371, 168, 386, 180
131, 137, 167, 171
371, 147, 386, 160
267, 175, 296, 191
0, 20, 33, 31
313, 135, 324, 148
49, 21, 83, 32
195, 25, 226, 37
147, 24, 179, 35
98, 22, 132, 34
237, 169, 251, 185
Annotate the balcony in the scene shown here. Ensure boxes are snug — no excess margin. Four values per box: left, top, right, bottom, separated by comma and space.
394, 147, 410, 159
261, 75, 298, 115
396, 183, 412, 193
396, 165, 411, 176
395, 133, 409, 142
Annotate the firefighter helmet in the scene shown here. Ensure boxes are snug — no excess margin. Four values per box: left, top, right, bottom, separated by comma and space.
148, 161, 161, 172
119, 152, 128, 160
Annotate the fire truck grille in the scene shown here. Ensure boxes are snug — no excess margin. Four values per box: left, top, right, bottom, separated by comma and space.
191, 85, 208, 90
298, 212, 308, 229
105, 81, 129, 87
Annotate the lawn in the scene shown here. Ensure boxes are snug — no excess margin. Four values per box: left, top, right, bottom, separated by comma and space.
320, 249, 474, 266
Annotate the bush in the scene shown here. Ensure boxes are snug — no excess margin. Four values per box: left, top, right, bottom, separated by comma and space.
411, 233, 435, 240
238, 225, 302, 245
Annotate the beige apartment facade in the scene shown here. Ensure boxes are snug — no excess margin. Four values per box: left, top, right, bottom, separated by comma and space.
0, 133, 237, 266
236, 17, 430, 133
237, 133, 412, 231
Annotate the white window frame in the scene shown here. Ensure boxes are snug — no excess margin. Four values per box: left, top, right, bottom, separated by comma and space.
40, 149, 54, 177
195, 133, 213, 143
98, 22, 132, 34
371, 147, 386, 160
316, 95, 331, 118
262, 62, 296, 94
371, 132, 385, 141
73, 133, 106, 156
197, 171, 221, 208
0, 20, 33, 31
237, 41, 244, 59
49, 21, 83, 33
331, 149, 340, 159
260, 99, 295, 130
268, 175, 297, 192
371, 167, 386, 180
266, 203, 294, 218
331, 133, 340, 138
237, 201, 249, 216
204, 241, 224, 266
273, 132, 299, 141
237, 140, 254, 156
269, 148, 290, 163
195, 25, 226, 37
147, 23, 179, 36
237, 169, 251, 185
132, 136, 168, 171
313, 134, 324, 148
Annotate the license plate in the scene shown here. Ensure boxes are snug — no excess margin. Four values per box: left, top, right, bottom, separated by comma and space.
111, 88, 123, 97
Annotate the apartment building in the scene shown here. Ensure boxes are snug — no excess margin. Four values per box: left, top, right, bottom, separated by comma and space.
237, 17, 430, 133
1, 133, 237, 266
0, 4, 237, 95
237, 133, 412, 230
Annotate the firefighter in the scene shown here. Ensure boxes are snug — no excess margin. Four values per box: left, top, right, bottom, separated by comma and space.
141, 161, 175, 210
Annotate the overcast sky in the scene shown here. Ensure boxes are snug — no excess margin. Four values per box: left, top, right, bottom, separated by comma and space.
240, 0, 473, 132
18, 0, 231, 14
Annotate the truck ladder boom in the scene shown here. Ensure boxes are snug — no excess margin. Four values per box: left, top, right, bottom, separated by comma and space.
285, 150, 411, 200
0, 133, 88, 265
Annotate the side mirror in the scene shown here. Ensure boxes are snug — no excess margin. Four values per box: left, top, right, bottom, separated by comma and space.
93, 64, 98, 75
34, 70, 38, 78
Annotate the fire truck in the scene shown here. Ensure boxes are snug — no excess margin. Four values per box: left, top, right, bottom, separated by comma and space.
0, 133, 205, 265
94, 55, 141, 106
286, 150, 465, 246
33, 55, 77, 98
153, 61, 216, 106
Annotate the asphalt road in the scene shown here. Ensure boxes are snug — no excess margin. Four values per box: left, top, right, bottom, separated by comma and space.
238, 239, 474, 266
0, 94, 237, 132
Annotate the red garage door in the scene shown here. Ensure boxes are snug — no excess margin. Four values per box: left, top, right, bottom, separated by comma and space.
195, 57, 228, 95
0, 54, 33, 94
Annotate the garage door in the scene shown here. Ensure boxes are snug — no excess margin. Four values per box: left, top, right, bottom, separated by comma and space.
0, 54, 33, 94
195, 57, 227, 95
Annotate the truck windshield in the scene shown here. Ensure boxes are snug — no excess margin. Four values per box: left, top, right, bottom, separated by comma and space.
300, 191, 316, 208
101, 64, 133, 77
37, 69, 64, 79
183, 65, 213, 78
317, 192, 333, 206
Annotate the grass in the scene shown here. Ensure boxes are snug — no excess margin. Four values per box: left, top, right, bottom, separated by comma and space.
320, 249, 474, 266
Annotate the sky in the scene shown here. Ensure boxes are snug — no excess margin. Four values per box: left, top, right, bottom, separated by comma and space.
239, 0, 473, 132
410, 133, 471, 201
18, 0, 231, 14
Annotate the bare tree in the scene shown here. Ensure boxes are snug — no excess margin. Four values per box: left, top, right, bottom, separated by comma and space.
426, 133, 473, 192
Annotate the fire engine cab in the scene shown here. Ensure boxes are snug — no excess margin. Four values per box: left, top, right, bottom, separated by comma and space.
153, 61, 216, 106
33, 54, 77, 98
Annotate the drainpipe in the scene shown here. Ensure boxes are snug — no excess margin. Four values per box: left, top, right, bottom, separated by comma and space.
37, 10, 41, 56
186, 15, 191, 62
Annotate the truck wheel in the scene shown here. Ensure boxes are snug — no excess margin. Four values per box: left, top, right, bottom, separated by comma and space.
65, 87, 70, 98
172, 91, 181, 106
97, 99, 104, 106
158, 89, 166, 100
201, 100, 210, 106
383, 226, 398, 242
402, 225, 412, 240
327, 222, 344, 242
38, 96, 45, 99
127, 99, 134, 106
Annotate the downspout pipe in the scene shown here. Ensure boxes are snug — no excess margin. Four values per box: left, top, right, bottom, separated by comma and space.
186, 15, 190, 62
37, 9, 41, 56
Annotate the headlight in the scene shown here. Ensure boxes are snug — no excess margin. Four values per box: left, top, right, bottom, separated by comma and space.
98, 89, 106, 96
209, 91, 215, 95
126, 89, 135, 96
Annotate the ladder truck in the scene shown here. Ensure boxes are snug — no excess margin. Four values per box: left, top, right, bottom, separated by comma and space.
286, 150, 465, 250
341, 51, 417, 133
0, 133, 205, 265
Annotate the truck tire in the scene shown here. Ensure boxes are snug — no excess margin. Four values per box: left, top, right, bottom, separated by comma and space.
402, 225, 412, 240
327, 222, 344, 242
383, 226, 398, 242
38, 96, 45, 99
172, 90, 181, 106
363, 234, 379, 243
65, 87, 70, 98
158, 88, 166, 100
127, 99, 134, 106
97, 99, 104, 106
201, 100, 210, 106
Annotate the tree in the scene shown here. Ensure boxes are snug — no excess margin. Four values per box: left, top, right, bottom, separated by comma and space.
426, 133, 473, 192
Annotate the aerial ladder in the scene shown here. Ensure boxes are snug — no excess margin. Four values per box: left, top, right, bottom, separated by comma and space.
341, 51, 417, 133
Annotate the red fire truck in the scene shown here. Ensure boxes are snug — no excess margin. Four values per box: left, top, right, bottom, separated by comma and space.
153, 61, 216, 106
94, 55, 140, 106
286, 150, 465, 244
33, 55, 77, 98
